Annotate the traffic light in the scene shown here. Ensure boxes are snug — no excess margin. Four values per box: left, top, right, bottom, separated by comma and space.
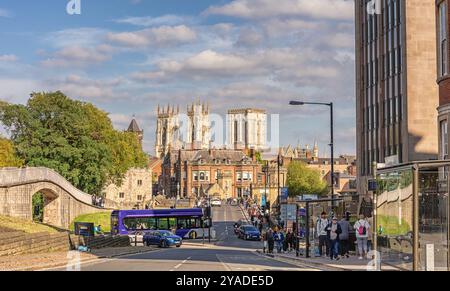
204, 206, 211, 218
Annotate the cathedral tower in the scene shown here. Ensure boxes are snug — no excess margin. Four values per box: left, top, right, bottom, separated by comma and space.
155, 104, 181, 158
186, 101, 210, 150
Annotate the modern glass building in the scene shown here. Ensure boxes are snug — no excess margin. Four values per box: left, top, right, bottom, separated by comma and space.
376, 161, 449, 271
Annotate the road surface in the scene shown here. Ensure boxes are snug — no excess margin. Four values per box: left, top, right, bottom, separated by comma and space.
54, 204, 317, 271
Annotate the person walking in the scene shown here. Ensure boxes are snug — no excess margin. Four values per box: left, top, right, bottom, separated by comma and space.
326, 217, 342, 261
367, 216, 374, 254
316, 212, 330, 257
286, 230, 294, 252
273, 230, 281, 253
338, 214, 352, 258
354, 214, 371, 260
267, 229, 274, 254
262, 230, 268, 254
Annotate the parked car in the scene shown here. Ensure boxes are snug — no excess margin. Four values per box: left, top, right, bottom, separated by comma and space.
238, 225, 261, 241
143, 230, 182, 248
211, 198, 222, 207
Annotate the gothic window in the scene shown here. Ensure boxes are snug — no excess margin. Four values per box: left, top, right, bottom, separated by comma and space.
234, 120, 239, 143
244, 121, 248, 146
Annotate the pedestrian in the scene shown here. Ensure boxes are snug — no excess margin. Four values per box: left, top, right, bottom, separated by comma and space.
354, 214, 371, 260
262, 230, 268, 253
267, 229, 274, 254
326, 217, 342, 260
367, 216, 374, 254
338, 215, 352, 258
273, 230, 279, 253
274, 230, 284, 253
285, 230, 292, 252
316, 211, 330, 257
282, 230, 289, 253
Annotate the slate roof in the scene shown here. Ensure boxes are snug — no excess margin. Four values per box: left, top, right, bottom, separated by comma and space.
127, 119, 142, 132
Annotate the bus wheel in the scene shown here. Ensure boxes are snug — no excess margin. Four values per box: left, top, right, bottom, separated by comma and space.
189, 231, 197, 239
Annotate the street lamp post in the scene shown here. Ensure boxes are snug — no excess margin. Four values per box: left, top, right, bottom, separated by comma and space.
289, 101, 335, 207
262, 161, 269, 217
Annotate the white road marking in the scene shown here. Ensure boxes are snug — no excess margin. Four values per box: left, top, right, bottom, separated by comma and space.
170, 256, 191, 271
216, 254, 232, 271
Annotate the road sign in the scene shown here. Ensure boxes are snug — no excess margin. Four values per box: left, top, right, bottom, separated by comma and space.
280, 187, 288, 203
368, 179, 378, 191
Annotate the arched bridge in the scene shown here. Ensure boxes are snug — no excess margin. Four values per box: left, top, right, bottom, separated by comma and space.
0, 167, 109, 229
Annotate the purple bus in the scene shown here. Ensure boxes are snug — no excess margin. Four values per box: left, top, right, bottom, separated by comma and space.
111, 208, 210, 239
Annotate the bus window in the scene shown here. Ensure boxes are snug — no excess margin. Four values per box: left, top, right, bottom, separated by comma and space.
123, 217, 157, 230
189, 218, 201, 228
177, 218, 187, 229
111, 214, 119, 235
158, 218, 169, 230
169, 218, 176, 230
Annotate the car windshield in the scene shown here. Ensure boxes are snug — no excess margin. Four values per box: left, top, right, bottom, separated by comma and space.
159, 231, 173, 237
244, 226, 258, 232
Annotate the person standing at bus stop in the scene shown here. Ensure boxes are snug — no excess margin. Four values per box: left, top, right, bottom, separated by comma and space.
326, 217, 342, 261
339, 214, 352, 258
354, 214, 371, 260
316, 212, 330, 257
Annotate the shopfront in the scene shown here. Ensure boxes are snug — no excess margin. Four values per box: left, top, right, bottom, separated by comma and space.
376, 161, 450, 271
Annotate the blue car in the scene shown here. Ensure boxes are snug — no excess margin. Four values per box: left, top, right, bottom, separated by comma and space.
143, 230, 182, 248
238, 225, 261, 241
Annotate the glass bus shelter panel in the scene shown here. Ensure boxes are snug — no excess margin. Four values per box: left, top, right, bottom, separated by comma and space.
418, 167, 449, 271
376, 169, 414, 270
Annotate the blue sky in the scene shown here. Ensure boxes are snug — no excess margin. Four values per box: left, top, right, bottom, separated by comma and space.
0, 0, 356, 156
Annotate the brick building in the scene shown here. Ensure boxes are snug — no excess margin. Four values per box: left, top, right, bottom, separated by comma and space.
161, 149, 260, 200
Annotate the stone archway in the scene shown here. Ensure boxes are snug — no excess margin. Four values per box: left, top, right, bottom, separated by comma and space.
31, 188, 60, 226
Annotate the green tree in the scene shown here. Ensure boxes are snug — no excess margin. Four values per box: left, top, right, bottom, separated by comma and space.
0, 91, 147, 194
286, 161, 328, 196
0, 136, 23, 167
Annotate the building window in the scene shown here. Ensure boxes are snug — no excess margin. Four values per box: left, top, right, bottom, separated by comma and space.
137, 195, 142, 201
439, 1, 449, 77
119, 192, 125, 199
137, 180, 143, 186
441, 120, 448, 159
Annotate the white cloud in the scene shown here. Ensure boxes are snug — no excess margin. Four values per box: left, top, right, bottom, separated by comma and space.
44, 75, 126, 102
41, 45, 115, 67
107, 25, 197, 48
0, 8, 12, 18
132, 48, 334, 81
114, 15, 189, 27
44, 28, 108, 49
0, 54, 18, 62
235, 27, 263, 47
0, 79, 42, 104
205, 0, 354, 21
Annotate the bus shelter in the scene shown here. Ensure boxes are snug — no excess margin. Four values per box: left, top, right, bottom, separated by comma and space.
375, 161, 450, 271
